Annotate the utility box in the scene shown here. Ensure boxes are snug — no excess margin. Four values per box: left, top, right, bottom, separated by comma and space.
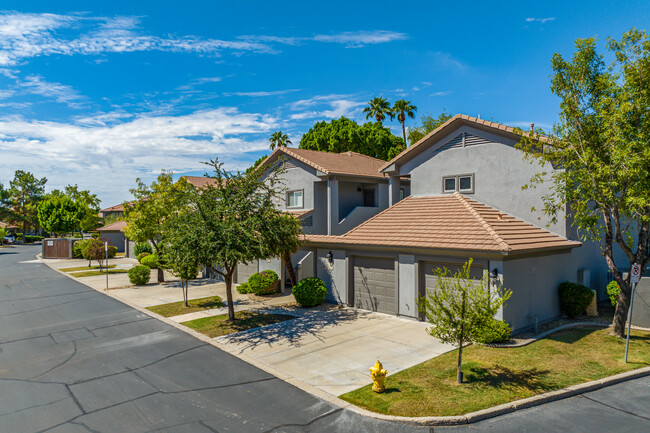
586, 289, 598, 316
42, 238, 74, 259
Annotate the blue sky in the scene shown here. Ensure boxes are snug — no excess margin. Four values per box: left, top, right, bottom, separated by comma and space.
0, 1, 648, 207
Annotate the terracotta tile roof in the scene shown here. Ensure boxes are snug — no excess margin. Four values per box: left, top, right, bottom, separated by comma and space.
0, 221, 18, 229
263, 147, 387, 179
100, 203, 125, 213
381, 114, 549, 172
305, 193, 580, 254
96, 220, 127, 232
182, 176, 223, 188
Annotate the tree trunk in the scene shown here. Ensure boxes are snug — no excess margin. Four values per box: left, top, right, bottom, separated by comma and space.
157, 267, 164, 283
457, 289, 467, 383
401, 121, 407, 146
224, 272, 236, 321
457, 339, 464, 384
611, 280, 632, 337
282, 250, 296, 289
181, 280, 189, 307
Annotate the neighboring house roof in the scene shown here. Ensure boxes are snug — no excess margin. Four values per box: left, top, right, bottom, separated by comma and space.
182, 176, 223, 189
100, 203, 125, 213
381, 114, 549, 172
0, 221, 18, 229
263, 147, 388, 179
96, 220, 127, 232
305, 193, 579, 254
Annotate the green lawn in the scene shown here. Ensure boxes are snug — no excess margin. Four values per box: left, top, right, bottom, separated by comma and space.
72, 269, 128, 278
182, 311, 294, 338
60, 265, 117, 272
340, 327, 650, 417
146, 296, 224, 317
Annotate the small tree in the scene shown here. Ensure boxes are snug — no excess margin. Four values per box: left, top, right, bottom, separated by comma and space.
269, 131, 291, 150
37, 192, 85, 236
163, 212, 202, 307
261, 213, 303, 288
420, 259, 512, 383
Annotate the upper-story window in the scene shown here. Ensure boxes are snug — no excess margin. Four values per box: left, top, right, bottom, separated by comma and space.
443, 174, 474, 194
287, 190, 303, 208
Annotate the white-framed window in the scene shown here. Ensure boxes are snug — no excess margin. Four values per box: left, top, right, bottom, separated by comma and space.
443, 174, 474, 194
287, 190, 303, 208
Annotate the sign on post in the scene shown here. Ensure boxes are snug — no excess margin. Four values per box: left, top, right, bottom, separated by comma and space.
625, 263, 642, 362
631, 263, 642, 284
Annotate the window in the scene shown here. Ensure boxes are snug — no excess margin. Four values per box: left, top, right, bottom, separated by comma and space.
287, 190, 303, 208
443, 174, 474, 194
443, 177, 456, 193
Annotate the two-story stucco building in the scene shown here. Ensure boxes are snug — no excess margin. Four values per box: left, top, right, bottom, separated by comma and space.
300, 114, 608, 333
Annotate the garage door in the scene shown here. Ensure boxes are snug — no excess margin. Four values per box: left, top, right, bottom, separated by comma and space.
353, 256, 397, 315
421, 261, 484, 295
237, 261, 258, 283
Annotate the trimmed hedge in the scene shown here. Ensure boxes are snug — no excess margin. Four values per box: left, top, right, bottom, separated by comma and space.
558, 281, 594, 318
136, 252, 150, 263
128, 265, 151, 285
292, 277, 327, 307
247, 270, 279, 295
606, 281, 620, 307
474, 318, 511, 344
140, 254, 160, 269
134, 242, 153, 256
73, 239, 90, 258
236, 282, 252, 294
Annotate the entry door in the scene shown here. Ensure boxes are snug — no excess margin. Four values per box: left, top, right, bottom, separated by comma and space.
353, 256, 397, 315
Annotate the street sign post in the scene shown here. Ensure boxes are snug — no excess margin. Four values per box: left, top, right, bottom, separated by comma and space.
624, 263, 642, 363
105, 241, 109, 291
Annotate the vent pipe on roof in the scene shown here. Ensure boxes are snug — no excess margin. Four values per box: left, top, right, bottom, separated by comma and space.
477, 114, 481, 120
530, 123, 534, 132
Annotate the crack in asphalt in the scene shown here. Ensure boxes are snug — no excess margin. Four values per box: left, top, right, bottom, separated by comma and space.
70, 421, 102, 433
580, 394, 650, 421
0, 396, 71, 418
86, 316, 155, 332
0, 333, 56, 346
29, 341, 78, 380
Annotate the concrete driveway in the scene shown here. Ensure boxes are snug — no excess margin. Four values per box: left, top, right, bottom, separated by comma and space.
216, 308, 455, 395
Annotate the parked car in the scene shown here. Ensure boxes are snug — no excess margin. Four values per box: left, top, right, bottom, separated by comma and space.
3, 235, 15, 245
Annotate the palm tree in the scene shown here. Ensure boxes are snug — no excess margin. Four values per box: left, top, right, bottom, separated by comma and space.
269, 131, 292, 150
393, 99, 417, 145
363, 97, 394, 123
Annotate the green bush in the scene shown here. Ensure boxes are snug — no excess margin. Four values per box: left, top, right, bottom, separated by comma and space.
474, 318, 511, 344
134, 242, 153, 256
136, 252, 150, 263
140, 254, 160, 269
128, 265, 151, 285
73, 239, 91, 258
236, 282, 252, 294
246, 270, 279, 295
292, 277, 327, 307
558, 281, 594, 318
606, 281, 620, 307
107, 245, 118, 259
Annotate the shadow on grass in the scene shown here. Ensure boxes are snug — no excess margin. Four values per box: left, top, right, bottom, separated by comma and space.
465, 364, 555, 393
545, 326, 602, 344
216, 308, 375, 353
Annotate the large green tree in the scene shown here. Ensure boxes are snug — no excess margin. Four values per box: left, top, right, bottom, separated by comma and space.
0, 183, 11, 221
162, 159, 302, 321
37, 192, 85, 236
64, 185, 101, 232
517, 29, 650, 338
299, 117, 404, 160
269, 131, 292, 150
407, 111, 453, 145
124, 171, 189, 282
8, 170, 47, 241
363, 97, 393, 123
392, 99, 417, 145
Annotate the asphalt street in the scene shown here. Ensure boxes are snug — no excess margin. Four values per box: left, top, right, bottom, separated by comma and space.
0, 245, 648, 432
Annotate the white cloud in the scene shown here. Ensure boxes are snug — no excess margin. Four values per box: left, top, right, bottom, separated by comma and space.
430, 90, 452, 96
19, 74, 85, 107
223, 89, 301, 97
288, 94, 363, 120
0, 107, 277, 205
312, 30, 407, 48
525, 17, 556, 23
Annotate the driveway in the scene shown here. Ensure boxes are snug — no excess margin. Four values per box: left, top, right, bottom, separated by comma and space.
216, 308, 454, 395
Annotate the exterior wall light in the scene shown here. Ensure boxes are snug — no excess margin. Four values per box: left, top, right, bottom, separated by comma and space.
327, 251, 334, 266
489, 268, 499, 286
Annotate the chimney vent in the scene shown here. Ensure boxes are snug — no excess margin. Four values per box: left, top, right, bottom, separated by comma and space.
530, 123, 534, 132
477, 114, 481, 120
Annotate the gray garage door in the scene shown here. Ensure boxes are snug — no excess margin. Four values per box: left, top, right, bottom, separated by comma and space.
353, 256, 397, 315
421, 260, 484, 296
237, 261, 258, 283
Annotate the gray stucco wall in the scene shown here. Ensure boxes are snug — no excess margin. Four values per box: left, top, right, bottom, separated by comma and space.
274, 159, 319, 211
398, 254, 417, 318
316, 248, 347, 304
401, 125, 566, 237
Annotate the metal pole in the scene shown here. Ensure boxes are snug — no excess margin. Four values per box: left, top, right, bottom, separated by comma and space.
105, 241, 109, 291
624, 282, 637, 363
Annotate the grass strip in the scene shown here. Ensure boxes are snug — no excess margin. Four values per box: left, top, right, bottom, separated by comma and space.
72, 269, 128, 278
146, 296, 225, 317
182, 310, 294, 338
339, 327, 650, 417
60, 265, 117, 272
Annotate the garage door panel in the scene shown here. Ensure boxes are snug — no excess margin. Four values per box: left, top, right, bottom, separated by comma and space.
353, 256, 396, 315
421, 261, 484, 295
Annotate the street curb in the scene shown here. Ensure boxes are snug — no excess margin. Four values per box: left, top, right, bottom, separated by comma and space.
38, 256, 650, 426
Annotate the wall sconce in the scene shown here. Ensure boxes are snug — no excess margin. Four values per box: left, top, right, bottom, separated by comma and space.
326, 251, 334, 266
489, 268, 499, 285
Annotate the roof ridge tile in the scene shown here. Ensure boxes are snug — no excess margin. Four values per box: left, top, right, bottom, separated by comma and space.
454, 193, 510, 251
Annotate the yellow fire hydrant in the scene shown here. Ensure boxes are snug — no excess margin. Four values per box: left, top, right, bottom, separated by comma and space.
369, 360, 387, 393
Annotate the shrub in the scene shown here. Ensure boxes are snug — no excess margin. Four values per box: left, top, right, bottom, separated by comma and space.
606, 281, 620, 307
128, 265, 151, 285
140, 254, 160, 269
107, 245, 118, 259
134, 242, 153, 256
136, 252, 150, 263
73, 239, 91, 258
558, 281, 594, 318
246, 270, 279, 295
292, 277, 327, 307
236, 282, 252, 294
474, 318, 511, 344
